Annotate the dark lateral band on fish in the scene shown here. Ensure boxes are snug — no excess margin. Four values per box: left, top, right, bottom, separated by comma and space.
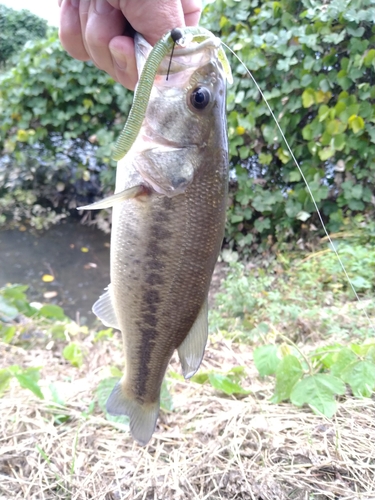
112, 27, 232, 162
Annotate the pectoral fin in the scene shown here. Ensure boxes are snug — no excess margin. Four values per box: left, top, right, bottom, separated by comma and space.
106, 381, 159, 446
178, 298, 208, 379
77, 185, 145, 210
92, 285, 119, 329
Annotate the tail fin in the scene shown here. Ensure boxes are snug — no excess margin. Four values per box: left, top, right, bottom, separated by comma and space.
106, 381, 159, 446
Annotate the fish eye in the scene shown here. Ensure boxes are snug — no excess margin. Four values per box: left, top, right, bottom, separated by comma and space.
190, 87, 211, 110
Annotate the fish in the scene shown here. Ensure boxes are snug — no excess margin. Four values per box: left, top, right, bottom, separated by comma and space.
86, 29, 229, 445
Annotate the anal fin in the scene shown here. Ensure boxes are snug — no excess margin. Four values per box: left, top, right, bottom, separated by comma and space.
92, 285, 119, 329
106, 381, 159, 446
178, 298, 208, 379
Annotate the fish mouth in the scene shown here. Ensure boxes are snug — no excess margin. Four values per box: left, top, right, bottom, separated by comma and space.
156, 37, 222, 78
173, 36, 221, 56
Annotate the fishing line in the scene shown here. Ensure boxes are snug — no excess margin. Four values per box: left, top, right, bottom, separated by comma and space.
221, 41, 374, 332
166, 39, 177, 81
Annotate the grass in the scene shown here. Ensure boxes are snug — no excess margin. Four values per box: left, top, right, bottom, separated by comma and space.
1, 225, 375, 499
210, 235, 375, 342
2, 337, 375, 499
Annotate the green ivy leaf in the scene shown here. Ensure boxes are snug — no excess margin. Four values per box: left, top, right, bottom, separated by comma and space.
109, 366, 123, 378
94, 328, 114, 342
341, 361, 375, 398
296, 211, 311, 221
39, 304, 66, 321
0, 296, 19, 321
290, 374, 346, 417
230, 214, 244, 224
289, 170, 301, 182
302, 88, 315, 108
0, 369, 12, 396
258, 152, 272, 165
364, 49, 375, 67
191, 372, 209, 384
331, 347, 357, 377
311, 344, 343, 369
2, 284, 29, 300
318, 104, 331, 122
271, 355, 303, 403
254, 218, 271, 233
160, 379, 174, 411
253, 345, 280, 376
63, 343, 83, 368
348, 115, 365, 133
208, 373, 250, 396
318, 147, 335, 161
14, 368, 44, 399
0, 325, 16, 343
350, 275, 371, 291
326, 119, 346, 136
333, 133, 346, 150
364, 345, 375, 364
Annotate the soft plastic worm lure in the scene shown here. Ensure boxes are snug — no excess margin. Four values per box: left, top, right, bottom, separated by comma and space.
112, 26, 232, 161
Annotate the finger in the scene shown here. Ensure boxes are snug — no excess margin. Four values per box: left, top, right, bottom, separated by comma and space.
181, 0, 202, 26
79, 0, 127, 80
108, 36, 138, 90
118, 0, 186, 46
59, 0, 89, 61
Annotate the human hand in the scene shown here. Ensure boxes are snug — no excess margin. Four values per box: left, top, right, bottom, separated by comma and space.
58, 0, 202, 90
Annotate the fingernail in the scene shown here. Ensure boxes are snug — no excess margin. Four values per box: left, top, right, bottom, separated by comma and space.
109, 47, 127, 70
95, 0, 113, 14
71, 0, 80, 8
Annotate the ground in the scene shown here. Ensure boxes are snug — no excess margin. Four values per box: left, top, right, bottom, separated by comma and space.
2, 327, 375, 500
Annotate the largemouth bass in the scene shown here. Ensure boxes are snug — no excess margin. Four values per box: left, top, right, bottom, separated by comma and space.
86, 29, 229, 445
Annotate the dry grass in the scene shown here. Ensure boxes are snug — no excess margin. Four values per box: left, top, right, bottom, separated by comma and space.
1, 334, 375, 500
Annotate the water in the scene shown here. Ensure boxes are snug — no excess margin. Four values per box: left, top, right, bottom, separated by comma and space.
0, 219, 110, 324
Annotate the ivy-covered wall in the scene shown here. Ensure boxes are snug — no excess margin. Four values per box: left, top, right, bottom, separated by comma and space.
0, 31, 131, 224
0, 1, 374, 248
0, 4, 47, 67
202, 0, 375, 252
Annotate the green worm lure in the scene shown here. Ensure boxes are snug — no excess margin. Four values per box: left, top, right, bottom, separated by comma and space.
112, 26, 232, 161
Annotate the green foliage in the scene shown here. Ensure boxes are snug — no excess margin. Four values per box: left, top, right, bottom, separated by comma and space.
210, 221, 375, 339
211, 224, 375, 417
63, 342, 84, 368
160, 378, 174, 411
0, 31, 132, 228
39, 304, 67, 321
0, 283, 70, 326
0, 365, 43, 399
202, 0, 375, 252
0, 282, 89, 401
290, 374, 345, 418
0, 284, 37, 321
0, 188, 67, 230
255, 339, 375, 417
253, 345, 280, 376
93, 328, 114, 342
0, 4, 47, 67
192, 366, 250, 396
